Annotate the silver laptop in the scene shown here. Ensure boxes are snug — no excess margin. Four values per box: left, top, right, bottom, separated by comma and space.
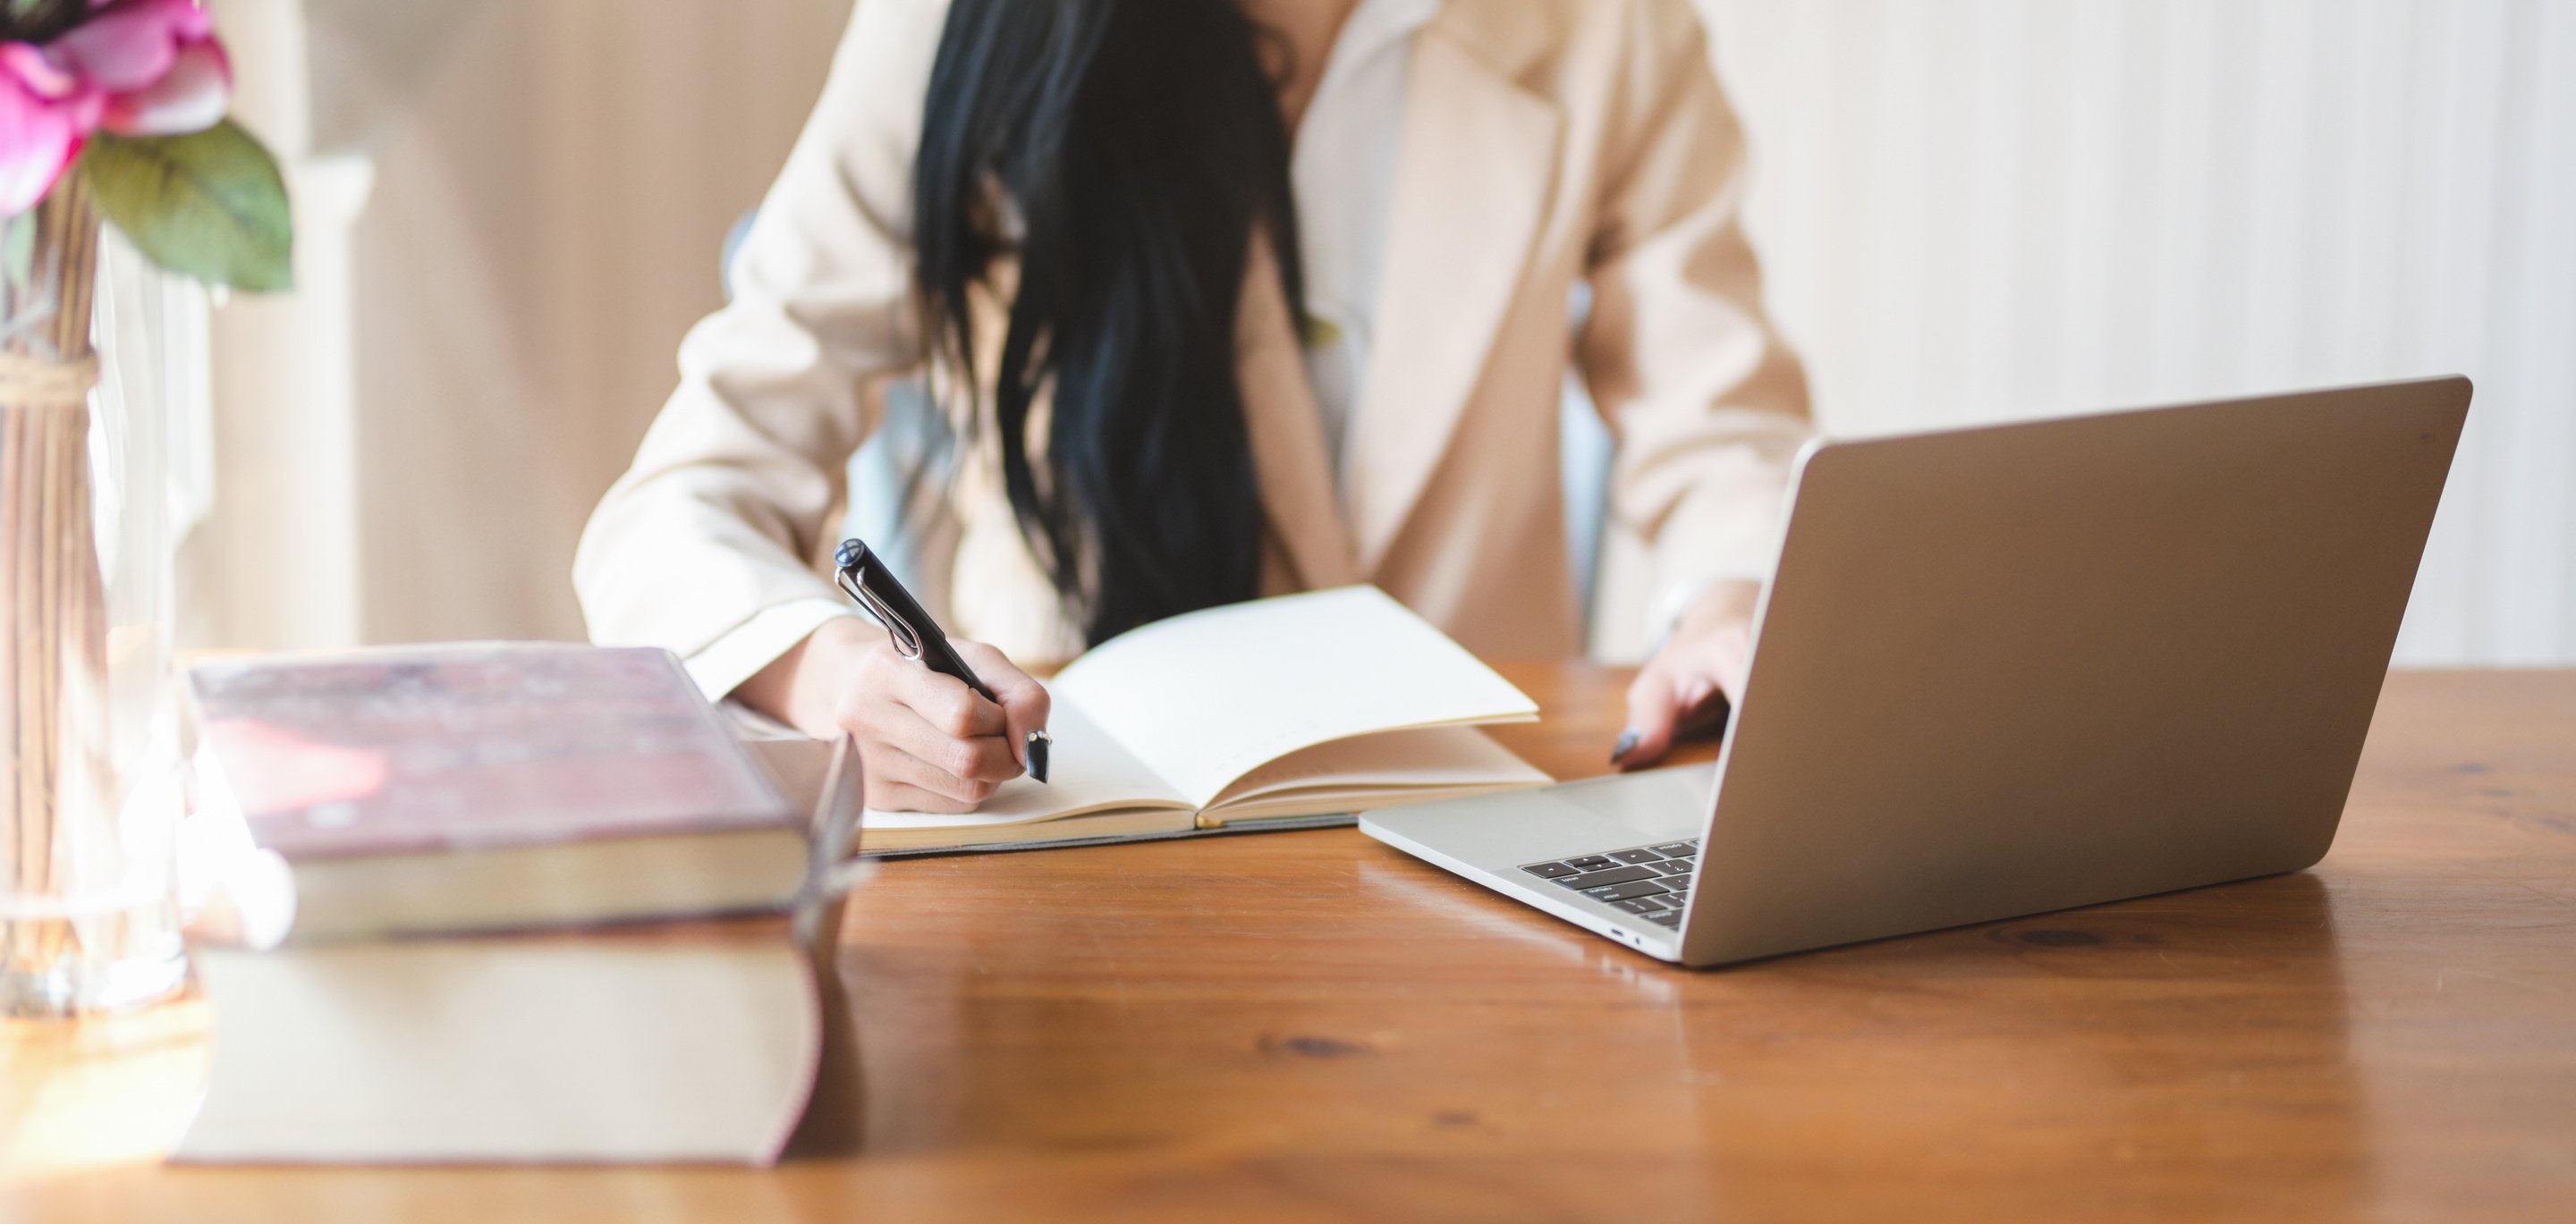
1362, 376, 2470, 967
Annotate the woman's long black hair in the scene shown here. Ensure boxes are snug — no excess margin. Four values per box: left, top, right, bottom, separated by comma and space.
912, 0, 1305, 647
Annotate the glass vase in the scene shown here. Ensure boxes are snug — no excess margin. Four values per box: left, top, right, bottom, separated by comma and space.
0, 177, 194, 1016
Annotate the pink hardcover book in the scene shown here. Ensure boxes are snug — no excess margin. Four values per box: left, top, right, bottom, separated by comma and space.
187, 643, 808, 939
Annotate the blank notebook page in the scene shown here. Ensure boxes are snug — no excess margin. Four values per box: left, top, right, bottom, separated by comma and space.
1052, 587, 1538, 807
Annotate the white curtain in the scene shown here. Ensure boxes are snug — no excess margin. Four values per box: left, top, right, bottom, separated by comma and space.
1702, 0, 2576, 664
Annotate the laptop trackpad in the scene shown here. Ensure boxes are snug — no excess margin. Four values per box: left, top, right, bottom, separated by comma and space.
1361, 764, 1713, 872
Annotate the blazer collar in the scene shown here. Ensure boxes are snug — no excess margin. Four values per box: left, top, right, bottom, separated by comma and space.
1342, 12, 1562, 573
1235, 236, 1361, 591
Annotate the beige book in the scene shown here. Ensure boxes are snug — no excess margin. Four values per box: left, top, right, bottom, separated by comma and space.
850, 587, 1551, 853
174, 924, 822, 1166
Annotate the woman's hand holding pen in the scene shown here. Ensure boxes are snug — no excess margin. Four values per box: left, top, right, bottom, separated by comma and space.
1613, 579, 1759, 770
739, 618, 1052, 813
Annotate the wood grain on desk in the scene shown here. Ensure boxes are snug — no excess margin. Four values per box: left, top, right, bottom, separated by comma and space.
4, 663, 2572, 1222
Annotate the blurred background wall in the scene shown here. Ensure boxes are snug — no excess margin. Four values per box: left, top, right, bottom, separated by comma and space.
188, 0, 859, 648
185, 0, 2572, 663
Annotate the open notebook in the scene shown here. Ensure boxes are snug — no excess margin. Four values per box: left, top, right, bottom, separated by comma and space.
856, 587, 1550, 853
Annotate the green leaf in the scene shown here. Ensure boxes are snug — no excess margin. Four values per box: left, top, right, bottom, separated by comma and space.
2, 0, 86, 43
79, 121, 294, 293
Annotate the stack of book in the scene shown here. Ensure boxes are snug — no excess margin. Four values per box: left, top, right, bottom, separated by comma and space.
175, 644, 854, 1166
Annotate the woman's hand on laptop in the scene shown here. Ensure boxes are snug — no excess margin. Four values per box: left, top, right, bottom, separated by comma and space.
1615, 579, 1758, 770
738, 618, 1051, 812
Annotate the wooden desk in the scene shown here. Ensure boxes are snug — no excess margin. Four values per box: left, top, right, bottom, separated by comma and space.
4, 664, 2572, 1221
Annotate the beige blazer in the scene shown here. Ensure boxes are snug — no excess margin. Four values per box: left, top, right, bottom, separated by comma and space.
575, 0, 1811, 680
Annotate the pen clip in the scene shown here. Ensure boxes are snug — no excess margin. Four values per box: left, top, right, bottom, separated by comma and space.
836, 561, 923, 660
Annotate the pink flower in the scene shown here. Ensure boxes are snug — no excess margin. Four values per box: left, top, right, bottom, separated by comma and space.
0, 44, 100, 215
0, 1, 233, 215
53, 0, 232, 137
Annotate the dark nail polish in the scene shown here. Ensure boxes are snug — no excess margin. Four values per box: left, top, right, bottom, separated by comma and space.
1611, 730, 1640, 765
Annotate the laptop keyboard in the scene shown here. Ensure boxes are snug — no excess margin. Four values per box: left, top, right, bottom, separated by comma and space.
1520, 840, 1697, 929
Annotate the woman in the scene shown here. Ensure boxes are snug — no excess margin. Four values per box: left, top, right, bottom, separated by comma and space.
576, 0, 1810, 813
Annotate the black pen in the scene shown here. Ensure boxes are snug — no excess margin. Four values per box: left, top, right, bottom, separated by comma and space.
834, 538, 1051, 783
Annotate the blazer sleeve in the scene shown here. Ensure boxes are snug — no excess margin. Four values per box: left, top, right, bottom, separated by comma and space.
1574, 0, 1813, 640
572, 0, 947, 688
